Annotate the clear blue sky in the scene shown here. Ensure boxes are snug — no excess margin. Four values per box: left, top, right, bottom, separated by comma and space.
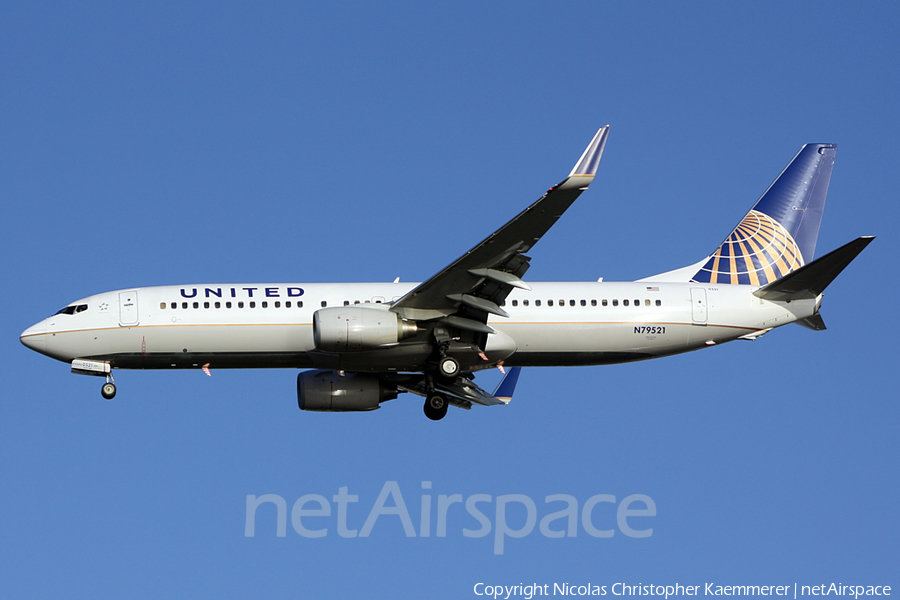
2, 2, 897, 598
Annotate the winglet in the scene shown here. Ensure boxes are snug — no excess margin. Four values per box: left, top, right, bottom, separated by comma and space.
569, 126, 610, 178
491, 367, 522, 405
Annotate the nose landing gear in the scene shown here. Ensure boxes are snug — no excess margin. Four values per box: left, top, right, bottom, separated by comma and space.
71, 360, 117, 400
101, 373, 116, 399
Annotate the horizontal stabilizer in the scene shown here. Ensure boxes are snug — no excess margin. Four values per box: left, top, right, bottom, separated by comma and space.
795, 314, 827, 331
754, 236, 874, 301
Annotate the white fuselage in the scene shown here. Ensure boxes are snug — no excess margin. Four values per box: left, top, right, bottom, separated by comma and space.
20, 281, 819, 372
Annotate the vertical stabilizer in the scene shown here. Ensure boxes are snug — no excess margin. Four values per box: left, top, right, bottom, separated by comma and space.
691, 144, 836, 285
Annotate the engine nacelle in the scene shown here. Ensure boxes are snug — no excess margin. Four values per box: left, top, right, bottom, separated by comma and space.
313, 306, 417, 353
297, 370, 398, 412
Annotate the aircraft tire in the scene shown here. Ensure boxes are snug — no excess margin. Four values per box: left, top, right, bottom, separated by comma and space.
101, 383, 117, 400
424, 395, 448, 420
438, 356, 460, 379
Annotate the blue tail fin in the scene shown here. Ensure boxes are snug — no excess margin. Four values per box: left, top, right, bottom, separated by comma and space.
691, 144, 836, 286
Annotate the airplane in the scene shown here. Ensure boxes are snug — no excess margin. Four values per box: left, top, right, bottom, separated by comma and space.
20, 126, 874, 421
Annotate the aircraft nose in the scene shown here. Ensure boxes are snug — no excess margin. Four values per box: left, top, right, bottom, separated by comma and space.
20, 321, 47, 355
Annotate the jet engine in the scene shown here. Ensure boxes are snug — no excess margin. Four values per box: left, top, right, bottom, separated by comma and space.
312, 306, 417, 353
297, 370, 399, 412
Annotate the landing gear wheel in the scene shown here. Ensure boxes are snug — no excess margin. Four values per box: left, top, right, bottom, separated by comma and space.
424, 395, 449, 421
101, 382, 117, 400
438, 356, 460, 379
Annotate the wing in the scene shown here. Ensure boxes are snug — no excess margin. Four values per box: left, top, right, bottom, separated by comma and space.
391, 126, 610, 338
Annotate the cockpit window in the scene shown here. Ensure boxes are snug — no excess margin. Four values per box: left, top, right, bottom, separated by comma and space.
54, 304, 88, 316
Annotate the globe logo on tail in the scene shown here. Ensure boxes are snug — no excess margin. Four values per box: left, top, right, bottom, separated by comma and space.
693, 210, 803, 286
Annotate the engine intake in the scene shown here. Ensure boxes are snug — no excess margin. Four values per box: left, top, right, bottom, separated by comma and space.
313, 306, 417, 353
297, 370, 399, 412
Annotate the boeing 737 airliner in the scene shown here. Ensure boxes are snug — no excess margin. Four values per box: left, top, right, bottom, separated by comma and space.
20, 126, 873, 420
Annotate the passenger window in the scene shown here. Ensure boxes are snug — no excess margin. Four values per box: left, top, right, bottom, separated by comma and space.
612, 299, 618, 306
250, 301, 256, 308
215, 302, 221, 309
535, 299, 541, 307
623, 299, 629, 306
238, 301, 244, 308
559, 299, 564, 306
354, 300, 360, 304
160, 302, 166, 309
512, 300, 518, 307
591, 299, 597, 307
523, 299, 529, 306
298, 301, 304, 308
275, 301, 281, 308
182, 302, 188, 309
193, 302, 199, 309
286, 301, 292, 308
203, 302, 210, 309
634, 299, 640, 306
580, 299, 586, 306
344, 300, 350, 306
602, 299, 608, 307
171, 302, 177, 309
656, 299, 662, 307
569, 299, 575, 306
645, 299, 651, 306
321, 301, 327, 307
548, 300, 554, 306
226, 302, 232, 308
262, 301, 268, 308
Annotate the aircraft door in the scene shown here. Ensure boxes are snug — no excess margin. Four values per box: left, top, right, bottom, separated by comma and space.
119, 291, 139, 326
690, 288, 708, 324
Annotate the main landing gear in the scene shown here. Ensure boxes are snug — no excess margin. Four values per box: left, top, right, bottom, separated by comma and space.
425, 326, 462, 420
101, 373, 117, 399
438, 356, 460, 379
423, 394, 448, 421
